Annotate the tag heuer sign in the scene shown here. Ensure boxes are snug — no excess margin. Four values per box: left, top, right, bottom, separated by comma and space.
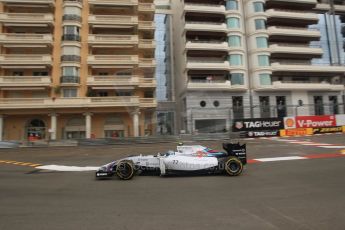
232, 118, 284, 131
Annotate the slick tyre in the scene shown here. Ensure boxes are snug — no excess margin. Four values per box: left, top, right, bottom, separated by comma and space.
116, 160, 135, 180
225, 157, 243, 176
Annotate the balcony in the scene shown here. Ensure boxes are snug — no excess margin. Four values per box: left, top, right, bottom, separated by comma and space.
315, 3, 345, 13
0, 33, 52, 47
87, 75, 140, 86
187, 80, 246, 91
0, 54, 52, 67
139, 78, 156, 88
87, 55, 139, 66
267, 26, 321, 42
62, 34, 81, 42
138, 3, 155, 12
88, 0, 138, 6
185, 22, 227, 33
187, 59, 230, 70
265, 0, 317, 10
256, 81, 345, 91
0, 76, 51, 88
184, 3, 225, 14
269, 44, 323, 58
88, 35, 139, 47
266, 9, 319, 25
185, 41, 229, 51
139, 58, 156, 68
271, 62, 345, 74
60, 76, 80, 85
139, 98, 157, 108
0, 13, 54, 27
88, 15, 138, 28
139, 39, 156, 49
138, 21, 155, 30
0, 0, 55, 6
0, 97, 141, 109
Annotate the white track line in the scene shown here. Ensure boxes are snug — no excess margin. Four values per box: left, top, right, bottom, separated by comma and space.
36, 165, 99, 172
254, 156, 306, 162
318, 146, 345, 149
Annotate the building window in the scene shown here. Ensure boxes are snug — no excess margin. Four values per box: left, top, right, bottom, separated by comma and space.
33, 71, 48, 76
258, 55, 270, 66
256, 37, 268, 48
62, 88, 77, 98
253, 2, 264, 12
276, 96, 287, 117
62, 67, 79, 76
226, 0, 238, 10
13, 71, 23, 76
314, 96, 324, 115
200, 101, 206, 107
228, 35, 241, 47
259, 74, 271, 85
229, 54, 243, 66
260, 96, 270, 118
227, 17, 240, 29
231, 73, 244, 85
63, 6, 82, 21
233, 96, 244, 119
255, 19, 266, 30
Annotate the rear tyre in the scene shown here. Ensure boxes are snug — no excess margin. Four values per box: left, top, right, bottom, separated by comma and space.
225, 157, 243, 176
116, 160, 135, 180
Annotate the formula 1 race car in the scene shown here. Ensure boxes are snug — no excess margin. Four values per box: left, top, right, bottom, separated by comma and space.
95, 142, 247, 180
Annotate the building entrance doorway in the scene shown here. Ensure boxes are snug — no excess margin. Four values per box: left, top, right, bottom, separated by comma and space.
26, 119, 46, 141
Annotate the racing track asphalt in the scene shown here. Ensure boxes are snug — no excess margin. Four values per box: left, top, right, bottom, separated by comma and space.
0, 133, 345, 230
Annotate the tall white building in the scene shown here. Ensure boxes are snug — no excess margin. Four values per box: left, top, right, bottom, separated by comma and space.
172, 0, 345, 134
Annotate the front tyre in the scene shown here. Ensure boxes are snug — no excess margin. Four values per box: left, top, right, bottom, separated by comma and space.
225, 157, 243, 176
116, 160, 135, 180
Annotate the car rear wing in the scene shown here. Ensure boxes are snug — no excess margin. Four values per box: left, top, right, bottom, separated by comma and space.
222, 142, 247, 165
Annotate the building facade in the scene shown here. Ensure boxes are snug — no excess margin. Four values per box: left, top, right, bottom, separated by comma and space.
0, 0, 156, 141
154, 0, 176, 135
172, 0, 345, 134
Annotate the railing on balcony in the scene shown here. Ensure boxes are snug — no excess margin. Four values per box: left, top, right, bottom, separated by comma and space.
0, 54, 52, 65
87, 75, 139, 85
88, 0, 138, 5
0, 0, 55, 5
139, 98, 157, 107
62, 34, 81, 41
88, 34, 139, 44
63, 14, 82, 22
139, 58, 156, 67
0, 96, 141, 109
139, 39, 156, 48
60, 76, 80, 84
0, 33, 53, 44
0, 13, 54, 24
138, 3, 155, 11
139, 21, 155, 30
88, 55, 139, 65
0, 76, 51, 86
61, 55, 81, 62
89, 15, 138, 25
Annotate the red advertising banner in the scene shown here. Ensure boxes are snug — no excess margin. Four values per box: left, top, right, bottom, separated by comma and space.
295, 115, 336, 128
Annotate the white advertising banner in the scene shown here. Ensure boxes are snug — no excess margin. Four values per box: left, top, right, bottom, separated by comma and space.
336, 114, 345, 126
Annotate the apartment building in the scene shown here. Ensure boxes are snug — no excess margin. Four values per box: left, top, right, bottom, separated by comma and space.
172, 0, 345, 134
0, 0, 156, 141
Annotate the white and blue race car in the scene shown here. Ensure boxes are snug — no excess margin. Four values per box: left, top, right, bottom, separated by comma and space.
96, 142, 247, 180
